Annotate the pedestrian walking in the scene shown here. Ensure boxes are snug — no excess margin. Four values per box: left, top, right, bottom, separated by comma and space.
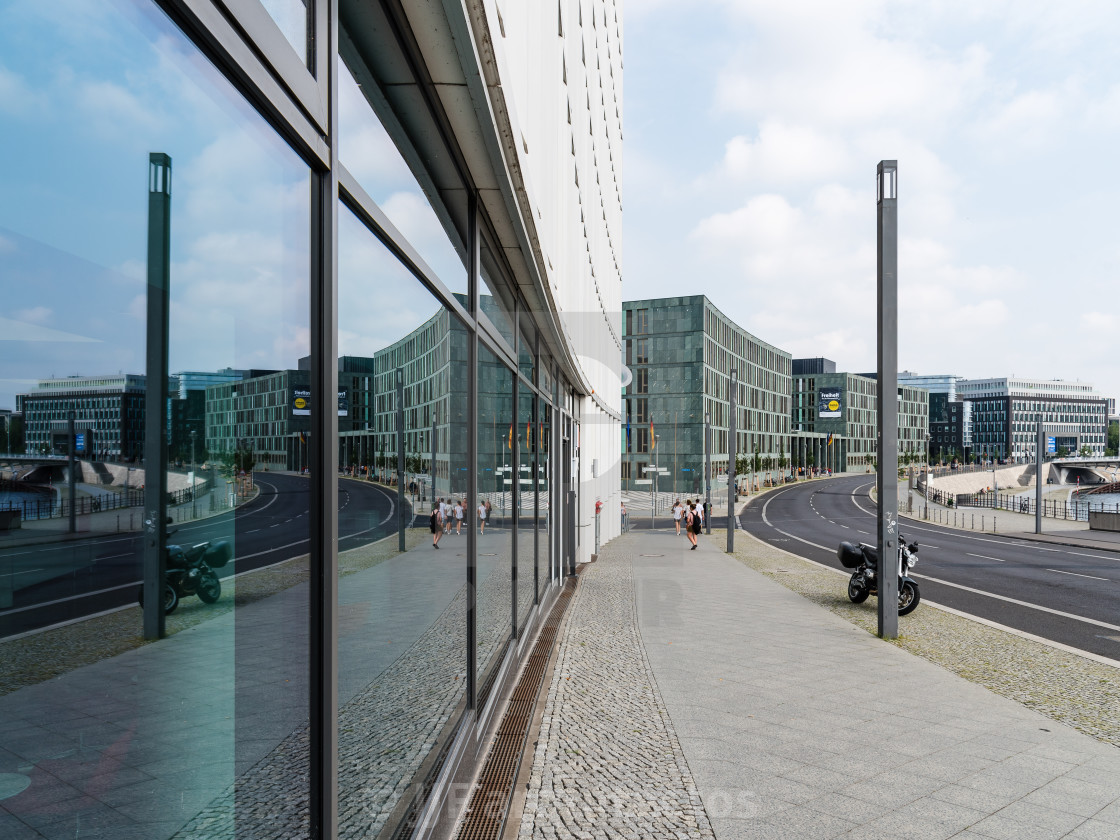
478, 498, 488, 534
441, 498, 452, 534
454, 499, 464, 535
672, 499, 683, 535
484, 499, 492, 530
685, 503, 698, 549
430, 504, 443, 549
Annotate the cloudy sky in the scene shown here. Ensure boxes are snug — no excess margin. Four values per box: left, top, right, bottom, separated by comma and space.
624, 0, 1120, 404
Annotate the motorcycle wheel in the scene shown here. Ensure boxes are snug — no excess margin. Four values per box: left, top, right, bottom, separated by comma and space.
138, 583, 179, 615
197, 572, 222, 604
847, 575, 870, 604
898, 580, 920, 616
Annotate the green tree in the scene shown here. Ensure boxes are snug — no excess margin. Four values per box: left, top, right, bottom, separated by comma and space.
1056, 445, 1070, 458
1079, 444, 1093, 458
1108, 422, 1118, 457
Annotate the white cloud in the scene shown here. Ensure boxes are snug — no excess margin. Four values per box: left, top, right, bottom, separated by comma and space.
718, 122, 850, 185
0, 315, 99, 342
15, 306, 52, 325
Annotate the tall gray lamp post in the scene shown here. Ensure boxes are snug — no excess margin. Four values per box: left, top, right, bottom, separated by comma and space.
876, 160, 899, 640
704, 411, 712, 535
190, 429, 197, 519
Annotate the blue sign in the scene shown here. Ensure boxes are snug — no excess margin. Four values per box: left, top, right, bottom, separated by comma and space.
1046, 436, 1056, 454
75, 433, 86, 452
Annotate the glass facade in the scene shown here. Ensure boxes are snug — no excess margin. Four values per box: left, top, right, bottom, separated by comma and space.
0, 2, 606, 838
621, 296, 791, 495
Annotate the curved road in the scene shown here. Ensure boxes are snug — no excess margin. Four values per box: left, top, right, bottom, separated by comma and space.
741, 474, 1120, 660
0, 473, 409, 637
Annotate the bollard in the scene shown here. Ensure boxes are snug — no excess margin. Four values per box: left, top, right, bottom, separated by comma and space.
972, 513, 975, 530
994, 517, 997, 532
117, 514, 120, 533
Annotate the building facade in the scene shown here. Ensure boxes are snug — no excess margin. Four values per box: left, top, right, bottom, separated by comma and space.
0, 3, 621, 840
897, 372, 970, 462
957, 377, 1109, 460
621, 296, 792, 494
791, 367, 929, 472
19, 375, 149, 460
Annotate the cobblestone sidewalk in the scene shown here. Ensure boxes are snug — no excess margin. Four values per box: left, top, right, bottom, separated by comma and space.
518, 542, 715, 840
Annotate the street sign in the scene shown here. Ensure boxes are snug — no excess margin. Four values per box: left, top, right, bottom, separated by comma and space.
633, 479, 652, 485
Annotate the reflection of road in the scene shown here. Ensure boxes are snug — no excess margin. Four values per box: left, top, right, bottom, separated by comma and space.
741, 475, 1120, 659
0, 474, 406, 638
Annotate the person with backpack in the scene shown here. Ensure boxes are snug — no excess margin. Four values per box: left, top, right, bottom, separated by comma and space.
684, 502, 698, 550
430, 503, 443, 549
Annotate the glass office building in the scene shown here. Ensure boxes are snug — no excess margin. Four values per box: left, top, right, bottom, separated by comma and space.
791, 370, 929, 472
0, 2, 622, 838
957, 378, 1109, 460
621, 296, 792, 494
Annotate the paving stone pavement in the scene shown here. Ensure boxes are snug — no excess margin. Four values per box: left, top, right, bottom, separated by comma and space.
518, 536, 716, 840
519, 530, 1120, 840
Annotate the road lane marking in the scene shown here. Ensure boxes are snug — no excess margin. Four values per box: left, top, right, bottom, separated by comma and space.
757, 480, 1120, 636
1047, 569, 1109, 581
912, 573, 1120, 632
1035, 547, 1061, 552
967, 553, 1004, 562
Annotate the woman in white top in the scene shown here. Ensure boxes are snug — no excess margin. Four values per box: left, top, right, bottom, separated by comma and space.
672, 499, 683, 535
478, 500, 487, 535
454, 500, 464, 535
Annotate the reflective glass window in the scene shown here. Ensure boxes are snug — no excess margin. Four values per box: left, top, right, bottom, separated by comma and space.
516, 388, 536, 628
537, 397, 552, 599
335, 206, 467, 834
476, 344, 513, 697
0, 2, 311, 836
338, 61, 468, 298
260, 0, 309, 64
479, 240, 516, 350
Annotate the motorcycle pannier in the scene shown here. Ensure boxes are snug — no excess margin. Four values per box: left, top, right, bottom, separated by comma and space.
837, 541, 863, 569
203, 541, 233, 569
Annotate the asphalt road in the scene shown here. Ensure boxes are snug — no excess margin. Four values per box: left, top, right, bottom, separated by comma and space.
740, 474, 1120, 660
0, 473, 409, 637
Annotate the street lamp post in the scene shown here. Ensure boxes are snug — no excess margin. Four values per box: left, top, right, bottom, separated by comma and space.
704, 411, 712, 535
653, 434, 660, 529
190, 429, 197, 519
924, 432, 930, 520
876, 159, 899, 640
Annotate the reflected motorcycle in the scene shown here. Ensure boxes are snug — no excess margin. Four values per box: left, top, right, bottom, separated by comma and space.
837, 537, 920, 616
138, 540, 232, 615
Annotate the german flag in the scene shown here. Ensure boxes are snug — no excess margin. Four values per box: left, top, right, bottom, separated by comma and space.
650, 418, 655, 449
827, 432, 834, 447
527, 420, 532, 451
508, 423, 513, 450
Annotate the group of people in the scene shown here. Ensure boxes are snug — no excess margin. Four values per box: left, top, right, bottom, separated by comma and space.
671, 498, 705, 550
430, 497, 493, 548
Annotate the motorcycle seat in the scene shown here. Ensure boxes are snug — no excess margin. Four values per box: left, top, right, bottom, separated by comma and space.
860, 544, 879, 570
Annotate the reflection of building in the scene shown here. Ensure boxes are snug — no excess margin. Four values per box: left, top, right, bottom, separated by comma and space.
957, 377, 1109, 460
792, 364, 929, 471
19, 375, 148, 459
3, 2, 622, 839
621, 296, 791, 492
338, 308, 469, 494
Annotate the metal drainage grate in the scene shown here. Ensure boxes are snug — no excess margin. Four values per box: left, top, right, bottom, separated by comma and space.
455, 576, 578, 840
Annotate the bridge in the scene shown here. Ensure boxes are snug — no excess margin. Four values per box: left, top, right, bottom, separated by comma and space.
1048, 457, 1120, 486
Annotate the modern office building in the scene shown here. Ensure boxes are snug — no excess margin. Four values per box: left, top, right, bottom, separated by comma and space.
897, 372, 970, 462
18, 375, 150, 460
792, 365, 929, 472
621, 296, 792, 494
0, 3, 621, 840
957, 377, 1109, 460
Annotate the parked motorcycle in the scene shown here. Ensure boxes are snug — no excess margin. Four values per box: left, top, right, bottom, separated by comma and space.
837, 537, 921, 616
138, 540, 232, 615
